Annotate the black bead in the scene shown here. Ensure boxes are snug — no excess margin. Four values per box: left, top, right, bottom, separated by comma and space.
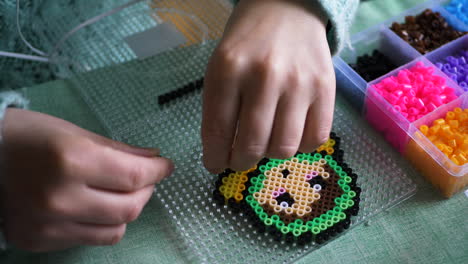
281, 169, 290, 178
285, 233, 295, 243
276, 192, 295, 206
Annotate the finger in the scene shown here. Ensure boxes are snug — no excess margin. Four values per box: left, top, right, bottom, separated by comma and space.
83, 145, 173, 192
85, 131, 160, 158
4, 215, 126, 251
266, 91, 309, 159
299, 82, 335, 153
230, 80, 279, 171
44, 185, 155, 225
201, 52, 242, 173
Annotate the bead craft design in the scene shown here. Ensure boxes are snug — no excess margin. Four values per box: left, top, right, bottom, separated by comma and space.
213, 133, 361, 244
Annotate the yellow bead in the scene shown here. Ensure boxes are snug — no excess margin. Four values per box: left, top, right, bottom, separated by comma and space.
450, 155, 460, 165
457, 153, 468, 165
445, 146, 454, 155
420, 125, 429, 136
446, 111, 456, 120
454, 133, 464, 145
433, 119, 445, 126
448, 119, 459, 129
448, 139, 457, 148
429, 125, 440, 135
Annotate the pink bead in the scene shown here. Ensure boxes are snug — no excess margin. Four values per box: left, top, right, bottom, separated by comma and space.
408, 107, 420, 116
431, 95, 443, 106
400, 96, 409, 105
427, 103, 437, 112
415, 98, 425, 109
388, 94, 399, 104
272, 191, 280, 198
394, 90, 403, 97
394, 105, 402, 112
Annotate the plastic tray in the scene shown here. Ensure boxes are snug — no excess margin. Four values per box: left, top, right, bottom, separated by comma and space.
334, 0, 468, 197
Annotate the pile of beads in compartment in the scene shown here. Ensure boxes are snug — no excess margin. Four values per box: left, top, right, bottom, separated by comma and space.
390, 9, 466, 54
371, 61, 458, 122
419, 107, 468, 166
349, 50, 398, 82
435, 50, 468, 90
445, 0, 468, 25
213, 133, 361, 245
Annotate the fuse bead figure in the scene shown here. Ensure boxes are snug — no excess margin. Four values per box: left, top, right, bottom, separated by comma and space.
213, 132, 360, 244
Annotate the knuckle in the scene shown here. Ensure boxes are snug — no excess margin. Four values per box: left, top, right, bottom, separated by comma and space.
109, 226, 126, 245
242, 144, 265, 160
215, 47, 245, 73
36, 223, 57, 241
126, 166, 145, 191
252, 57, 281, 82
270, 145, 297, 159
123, 200, 142, 223
42, 193, 67, 216
202, 125, 232, 143
313, 72, 334, 92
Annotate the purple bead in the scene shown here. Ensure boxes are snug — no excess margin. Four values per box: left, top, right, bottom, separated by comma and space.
460, 82, 468, 91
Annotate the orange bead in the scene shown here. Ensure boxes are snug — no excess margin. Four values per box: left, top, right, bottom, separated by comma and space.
448, 138, 457, 148
457, 153, 468, 165
446, 111, 456, 120
429, 125, 440, 135
450, 155, 460, 165
460, 113, 468, 123
454, 133, 464, 145
454, 107, 463, 115
445, 146, 454, 155
420, 125, 429, 136
448, 119, 459, 129
433, 119, 445, 126
436, 143, 446, 152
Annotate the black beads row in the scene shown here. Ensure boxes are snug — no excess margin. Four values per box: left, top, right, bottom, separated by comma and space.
158, 78, 204, 105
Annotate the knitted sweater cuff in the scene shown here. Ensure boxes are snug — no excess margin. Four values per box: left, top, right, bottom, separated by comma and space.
230, 0, 359, 55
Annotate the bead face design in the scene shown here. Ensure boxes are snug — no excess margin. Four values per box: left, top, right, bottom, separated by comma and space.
213, 133, 361, 244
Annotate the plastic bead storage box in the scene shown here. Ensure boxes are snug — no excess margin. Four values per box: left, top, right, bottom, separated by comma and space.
334, 0, 468, 197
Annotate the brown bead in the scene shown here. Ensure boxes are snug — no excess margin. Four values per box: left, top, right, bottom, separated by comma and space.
390, 9, 467, 54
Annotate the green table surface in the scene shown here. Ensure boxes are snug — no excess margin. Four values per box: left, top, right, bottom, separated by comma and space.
2, 0, 467, 263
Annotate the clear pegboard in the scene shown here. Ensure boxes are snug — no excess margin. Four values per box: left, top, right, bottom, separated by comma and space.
63, 0, 417, 262
111, 91, 417, 264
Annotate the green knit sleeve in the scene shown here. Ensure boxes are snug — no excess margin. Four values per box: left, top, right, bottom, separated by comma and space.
230, 0, 359, 55
0, 91, 29, 120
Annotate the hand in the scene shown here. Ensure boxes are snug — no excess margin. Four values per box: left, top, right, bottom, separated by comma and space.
0, 109, 174, 252
202, 0, 335, 173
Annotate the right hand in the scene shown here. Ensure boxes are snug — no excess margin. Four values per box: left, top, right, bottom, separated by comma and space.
0, 108, 174, 252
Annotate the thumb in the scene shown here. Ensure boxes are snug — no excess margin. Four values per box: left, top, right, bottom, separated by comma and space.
88, 132, 160, 158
